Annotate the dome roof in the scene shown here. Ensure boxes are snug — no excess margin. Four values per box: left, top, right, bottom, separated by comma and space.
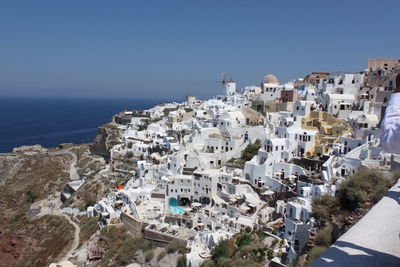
263, 74, 279, 84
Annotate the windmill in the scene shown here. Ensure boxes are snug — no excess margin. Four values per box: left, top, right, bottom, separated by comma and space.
217, 72, 227, 85
217, 72, 235, 95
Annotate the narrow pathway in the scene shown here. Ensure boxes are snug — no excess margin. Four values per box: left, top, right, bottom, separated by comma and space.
32, 148, 82, 262
50, 149, 79, 180
57, 213, 81, 263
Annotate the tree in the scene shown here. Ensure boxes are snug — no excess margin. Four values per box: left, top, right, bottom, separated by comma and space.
311, 195, 338, 225
212, 239, 235, 261
315, 224, 333, 247
337, 168, 392, 210
242, 139, 261, 161
266, 249, 274, 260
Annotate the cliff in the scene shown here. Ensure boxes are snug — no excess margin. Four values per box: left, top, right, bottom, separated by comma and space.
90, 120, 123, 161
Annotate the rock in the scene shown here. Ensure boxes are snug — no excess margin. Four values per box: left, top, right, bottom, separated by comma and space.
26, 208, 41, 218
12, 145, 47, 154
90, 122, 123, 161
58, 143, 75, 149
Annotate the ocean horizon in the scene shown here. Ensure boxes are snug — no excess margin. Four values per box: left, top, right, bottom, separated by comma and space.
0, 96, 177, 153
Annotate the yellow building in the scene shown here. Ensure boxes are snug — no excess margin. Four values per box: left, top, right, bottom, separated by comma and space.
301, 111, 351, 157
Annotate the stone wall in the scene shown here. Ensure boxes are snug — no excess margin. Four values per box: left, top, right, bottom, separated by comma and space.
144, 228, 187, 245
121, 211, 143, 237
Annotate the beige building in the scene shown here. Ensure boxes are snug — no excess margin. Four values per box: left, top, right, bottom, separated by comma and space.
368, 58, 400, 72
304, 72, 330, 85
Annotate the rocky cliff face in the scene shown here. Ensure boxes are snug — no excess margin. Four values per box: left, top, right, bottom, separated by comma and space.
90, 121, 123, 161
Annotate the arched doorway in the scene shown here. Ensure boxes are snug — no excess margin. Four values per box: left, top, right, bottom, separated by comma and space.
179, 197, 191, 206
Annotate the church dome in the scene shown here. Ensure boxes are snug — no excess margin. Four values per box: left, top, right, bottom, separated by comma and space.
263, 74, 279, 84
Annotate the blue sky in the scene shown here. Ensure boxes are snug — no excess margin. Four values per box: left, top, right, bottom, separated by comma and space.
0, 0, 399, 99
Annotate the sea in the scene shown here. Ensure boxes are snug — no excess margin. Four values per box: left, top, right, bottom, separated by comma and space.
0, 97, 175, 153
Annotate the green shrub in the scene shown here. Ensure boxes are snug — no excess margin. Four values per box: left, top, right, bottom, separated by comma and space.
254, 229, 266, 239
235, 244, 255, 259
312, 195, 338, 225
212, 239, 235, 261
127, 142, 133, 149
315, 224, 333, 247
126, 151, 134, 158
241, 139, 261, 161
266, 249, 274, 260
235, 233, 253, 249
338, 168, 392, 210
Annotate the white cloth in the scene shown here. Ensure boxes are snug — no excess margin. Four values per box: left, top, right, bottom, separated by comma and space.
380, 93, 400, 153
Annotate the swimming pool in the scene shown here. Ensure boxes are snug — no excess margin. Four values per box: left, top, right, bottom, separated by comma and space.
170, 206, 185, 214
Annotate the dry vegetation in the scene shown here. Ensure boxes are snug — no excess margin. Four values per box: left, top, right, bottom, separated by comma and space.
0, 215, 74, 267
98, 225, 152, 267
0, 152, 76, 266
92, 225, 188, 267
78, 215, 99, 246
201, 228, 281, 267
70, 179, 109, 211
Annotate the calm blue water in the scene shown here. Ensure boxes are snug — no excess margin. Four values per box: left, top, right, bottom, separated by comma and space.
0, 97, 172, 153
170, 206, 185, 215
